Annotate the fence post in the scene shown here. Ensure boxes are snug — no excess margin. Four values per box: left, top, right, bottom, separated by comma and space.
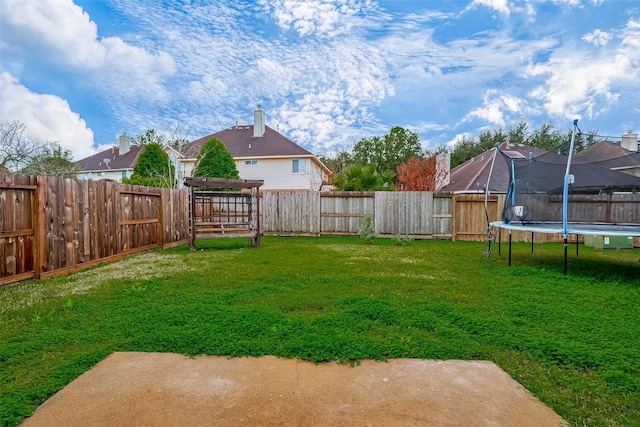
36, 175, 46, 278
451, 194, 457, 242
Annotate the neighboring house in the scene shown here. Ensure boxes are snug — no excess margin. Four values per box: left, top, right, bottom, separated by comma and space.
442, 143, 549, 193
574, 131, 640, 177
168, 105, 332, 190
77, 132, 143, 182
443, 135, 640, 194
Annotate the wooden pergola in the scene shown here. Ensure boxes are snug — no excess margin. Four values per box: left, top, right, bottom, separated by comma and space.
183, 177, 264, 249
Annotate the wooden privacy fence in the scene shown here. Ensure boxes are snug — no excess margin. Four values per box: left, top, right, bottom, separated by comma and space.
3, 176, 639, 286
261, 191, 454, 239
1, 174, 188, 286
259, 191, 640, 243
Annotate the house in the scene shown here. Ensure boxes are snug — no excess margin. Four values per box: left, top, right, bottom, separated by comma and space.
169, 105, 331, 190
77, 132, 142, 182
442, 143, 549, 193
574, 130, 640, 177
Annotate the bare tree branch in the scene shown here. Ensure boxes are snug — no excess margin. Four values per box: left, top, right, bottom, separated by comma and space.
0, 120, 47, 173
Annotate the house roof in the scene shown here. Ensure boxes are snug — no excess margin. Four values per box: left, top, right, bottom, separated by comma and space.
443, 140, 640, 195
442, 143, 548, 192
573, 141, 640, 170
180, 124, 331, 174
77, 145, 144, 172
182, 125, 314, 159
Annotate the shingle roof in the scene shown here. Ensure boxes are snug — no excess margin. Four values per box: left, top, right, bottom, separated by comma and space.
442, 143, 548, 192
573, 141, 640, 168
77, 145, 144, 172
181, 125, 314, 159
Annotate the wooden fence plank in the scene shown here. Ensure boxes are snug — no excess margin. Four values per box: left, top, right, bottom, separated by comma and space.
321, 192, 373, 234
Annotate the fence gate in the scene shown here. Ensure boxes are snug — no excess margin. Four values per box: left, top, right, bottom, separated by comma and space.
452, 193, 498, 242
0, 180, 38, 285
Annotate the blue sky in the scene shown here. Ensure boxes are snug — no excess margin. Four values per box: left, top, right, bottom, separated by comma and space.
1, 0, 639, 161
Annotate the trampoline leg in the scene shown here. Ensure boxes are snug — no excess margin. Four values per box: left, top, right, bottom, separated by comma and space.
498, 228, 502, 255
563, 238, 568, 276
508, 230, 512, 267
531, 232, 534, 254
576, 234, 579, 256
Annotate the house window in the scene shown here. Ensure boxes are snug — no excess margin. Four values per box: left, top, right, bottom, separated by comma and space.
122, 171, 129, 179
292, 159, 307, 174
244, 160, 258, 166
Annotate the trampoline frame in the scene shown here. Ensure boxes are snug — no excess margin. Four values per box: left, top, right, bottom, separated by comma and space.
489, 221, 640, 275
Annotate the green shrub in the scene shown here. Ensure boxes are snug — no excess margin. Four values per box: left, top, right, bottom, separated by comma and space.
124, 143, 175, 188
358, 215, 378, 243
393, 233, 412, 246
193, 138, 239, 179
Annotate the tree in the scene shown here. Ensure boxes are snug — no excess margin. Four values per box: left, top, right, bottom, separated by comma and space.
193, 138, 239, 179
133, 126, 190, 148
397, 146, 450, 191
134, 126, 192, 186
528, 122, 566, 151
450, 121, 576, 168
133, 129, 164, 145
21, 145, 78, 178
505, 120, 528, 145
397, 156, 436, 191
450, 131, 504, 168
450, 135, 478, 169
319, 149, 351, 176
1, 120, 47, 173
123, 143, 175, 188
351, 127, 422, 174
333, 164, 395, 191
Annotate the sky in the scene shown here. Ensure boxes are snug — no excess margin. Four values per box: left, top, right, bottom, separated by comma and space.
1, 0, 639, 161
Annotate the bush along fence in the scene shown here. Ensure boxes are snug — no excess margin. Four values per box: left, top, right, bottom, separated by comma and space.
0, 173, 188, 286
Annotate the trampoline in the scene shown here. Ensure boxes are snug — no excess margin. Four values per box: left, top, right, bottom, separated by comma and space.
484, 120, 640, 274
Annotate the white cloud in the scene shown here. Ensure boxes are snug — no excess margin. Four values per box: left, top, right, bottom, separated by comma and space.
464, 89, 527, 126
526, 18, 640, 120
133, 0, 393, 150
3, 0, 634, 154
0, 72, 97, 160
0, 0, 104, 69
258, 0, 375, 37
550, 0, 582, 7
446, 132, 473, 148
0, 0, 174, 97
468, 0, 510, 15
621, 18, 640, 48
582, 29, 611, 46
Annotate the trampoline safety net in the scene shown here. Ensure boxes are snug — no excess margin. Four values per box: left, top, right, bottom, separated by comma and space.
501, 125, 640, 226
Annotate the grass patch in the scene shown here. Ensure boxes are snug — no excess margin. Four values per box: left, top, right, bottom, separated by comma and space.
1, 237, 639, 426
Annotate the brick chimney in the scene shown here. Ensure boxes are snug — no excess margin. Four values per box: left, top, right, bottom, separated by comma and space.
253, 105, 265, 137
119, 131, 131, 155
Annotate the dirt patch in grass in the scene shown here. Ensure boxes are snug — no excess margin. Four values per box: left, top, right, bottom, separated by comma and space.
0, 252, 189, 316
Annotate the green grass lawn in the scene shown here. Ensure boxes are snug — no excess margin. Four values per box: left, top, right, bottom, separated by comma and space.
1, 236, 639, 426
